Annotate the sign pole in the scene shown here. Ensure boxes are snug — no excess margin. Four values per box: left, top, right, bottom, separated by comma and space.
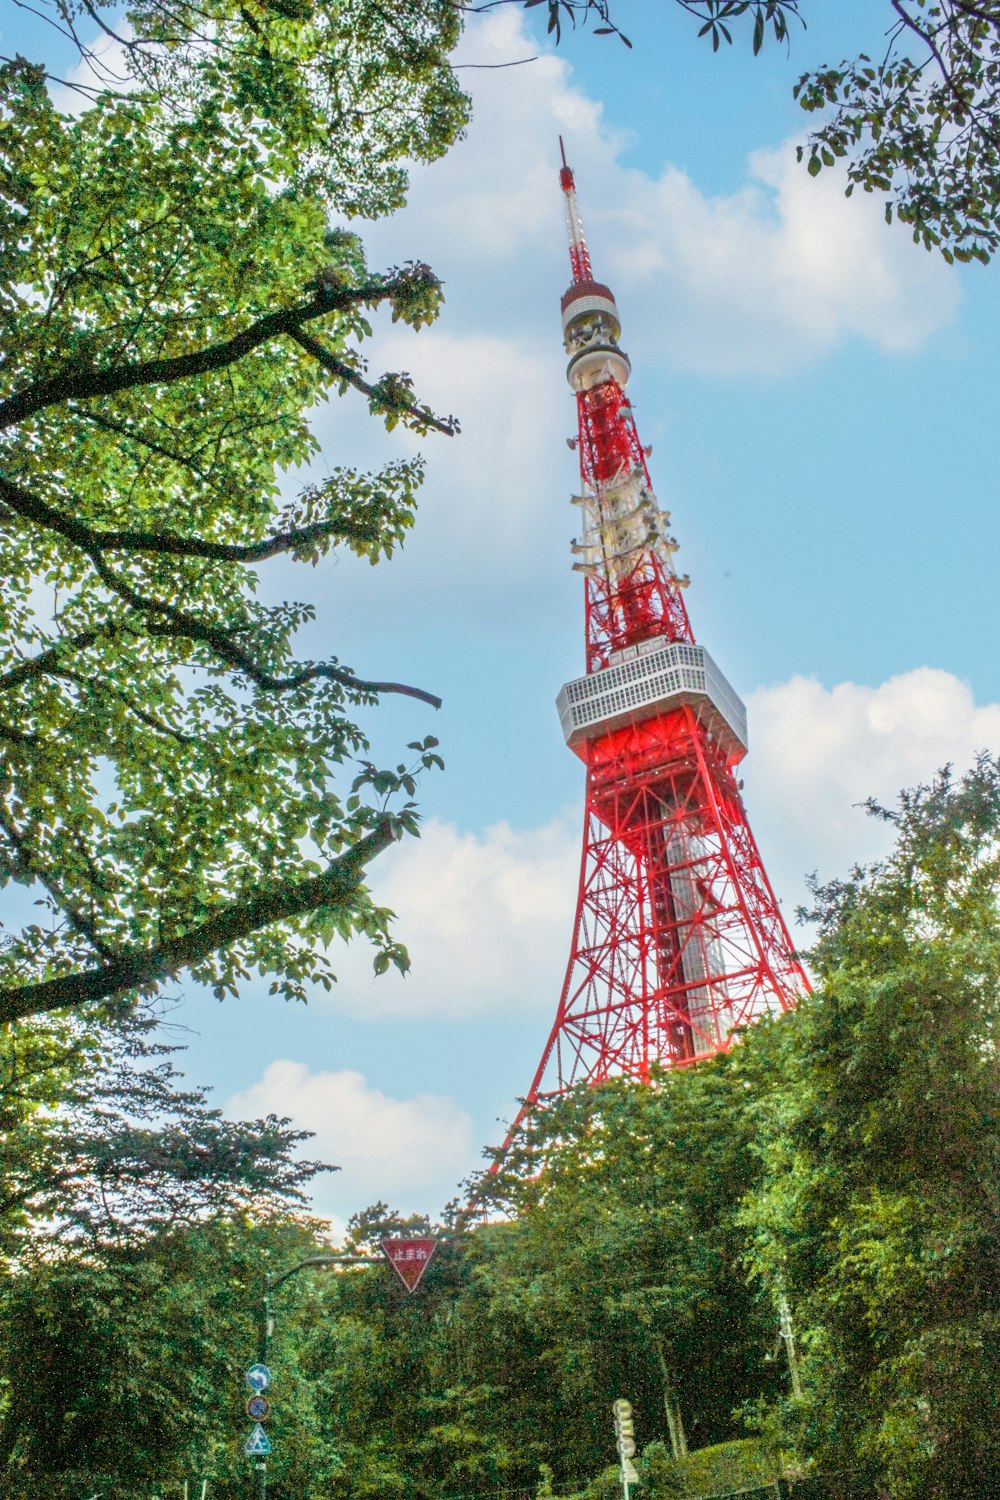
245, 1253, 375, 1497
243, 1247, 426, 1495
777, 1292, 803, 1399
611, 1398, 639, 1500
260, 1282, 269, 1500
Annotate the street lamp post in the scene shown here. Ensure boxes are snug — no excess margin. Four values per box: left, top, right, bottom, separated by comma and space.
250, 1253, 373, 1500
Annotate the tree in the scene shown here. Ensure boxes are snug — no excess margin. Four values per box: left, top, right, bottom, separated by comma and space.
521, 0, 800, 54
0, 1212, 333, 1495
795, 2, 1000, 264
315, 1204, 514, 1500
470, 1070, 781, 1480
738, 757, 1000, 1498
0, 0, 465, 1027
0, 1005, 326, 1256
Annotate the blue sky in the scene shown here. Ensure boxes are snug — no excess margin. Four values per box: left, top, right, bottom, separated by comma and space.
11, 1, 1000, 1228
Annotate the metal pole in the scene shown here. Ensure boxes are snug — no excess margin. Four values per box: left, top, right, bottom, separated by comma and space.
257, 1283, 271, 1500
260, 1286, 272, 1367
777, 1292, 803, 1399
249, 1255, 373, 1500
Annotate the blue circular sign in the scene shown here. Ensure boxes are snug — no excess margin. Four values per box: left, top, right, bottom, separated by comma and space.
245, 1363, 272, 1393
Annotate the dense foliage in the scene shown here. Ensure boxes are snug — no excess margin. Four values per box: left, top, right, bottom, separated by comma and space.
476, 1066, 780, 1469
739, 758, 1000, 1498
0, 4, 468, 1485
0, 1215, 326, 1490
4, 763, 1000, 1495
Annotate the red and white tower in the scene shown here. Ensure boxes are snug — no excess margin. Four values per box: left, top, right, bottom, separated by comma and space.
505, 148, 807, 1144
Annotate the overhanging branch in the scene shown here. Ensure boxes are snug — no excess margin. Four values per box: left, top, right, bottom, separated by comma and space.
0, 505, 441, 708
85, 547, 442, 708
0, 279, 395, 431
0, 470, 397, 565
0, 816, 399, 1024
287, 327, 459, 436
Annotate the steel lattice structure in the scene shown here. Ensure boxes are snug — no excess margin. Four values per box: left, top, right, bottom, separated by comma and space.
499, 148, 807, 1153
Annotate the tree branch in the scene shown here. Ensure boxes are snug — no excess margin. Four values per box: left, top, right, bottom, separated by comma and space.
0, 487, 441, 707
287, 327, 459, 436
84, 547, 443, 708
56, 666, 197, 746
0, 816, 399, 1024
0, 470, 392, 566
69, 404, 223, 490
0, 630, 106, 694
0, 802, 115, 960
0, 281, 395, 431
885, 1, 1000, 154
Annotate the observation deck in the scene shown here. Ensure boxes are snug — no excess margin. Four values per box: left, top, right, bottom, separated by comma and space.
556, 637, 748, 760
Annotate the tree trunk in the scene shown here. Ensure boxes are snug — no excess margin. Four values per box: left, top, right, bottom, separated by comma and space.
652, 1336, 688, 1461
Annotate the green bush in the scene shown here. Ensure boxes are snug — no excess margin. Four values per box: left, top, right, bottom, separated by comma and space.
675, 1438, 779, 1496
638, 1441, 685, 1497
574, 1462, 628, 1500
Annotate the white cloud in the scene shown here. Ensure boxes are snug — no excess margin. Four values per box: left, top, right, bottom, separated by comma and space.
226, 1062, 475, 1217
744, 667, 1000, 921
365, 12, 958, 377
286, 9, 961, 619
331, 326, 565, 564
323, 812, 579, 1021
607, 145, 959, 374
365, 10, 621, 272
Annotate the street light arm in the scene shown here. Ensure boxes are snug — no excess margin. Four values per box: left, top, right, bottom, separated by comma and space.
265, 1253, 375, 1293
266, 1256, 335, 1294
260, 1254, 376, 1360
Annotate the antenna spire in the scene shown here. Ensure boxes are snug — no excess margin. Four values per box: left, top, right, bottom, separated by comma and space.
558, 141, 593, 284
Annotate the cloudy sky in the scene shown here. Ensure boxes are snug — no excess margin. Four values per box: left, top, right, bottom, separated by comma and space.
13, 0, 1000, 1230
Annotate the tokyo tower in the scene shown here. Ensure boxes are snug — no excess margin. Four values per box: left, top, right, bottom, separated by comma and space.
502, 147, 807, 1148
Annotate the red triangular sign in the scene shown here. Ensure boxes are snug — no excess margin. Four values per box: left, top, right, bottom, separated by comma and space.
381, 1237, 438, 1292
